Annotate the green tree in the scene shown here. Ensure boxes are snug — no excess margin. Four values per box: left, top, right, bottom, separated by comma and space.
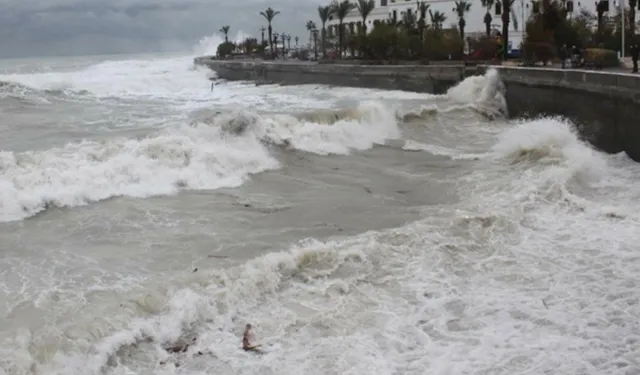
331, 0, 355, 57
217, 42, 235, 58
480, 0, 494, 37
401, 9, 417, 31
429, 10, 447, 30
595, 0, 607, 40
281, 33, 288, 57
498, 0, 519, 59
260, 7, 280, 56
356, 0, 375, 34
220, 25, 231, 43
318, 5, 335, 58
366, 22, 409, 61
454, 0, 472, 56
306, 20, 317, 51
417, 1, 430, 56
272, 32, 279, 55
240, 37, 259, 54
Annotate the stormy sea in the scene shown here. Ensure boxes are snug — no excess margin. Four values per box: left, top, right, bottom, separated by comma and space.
0, 36, 639, 375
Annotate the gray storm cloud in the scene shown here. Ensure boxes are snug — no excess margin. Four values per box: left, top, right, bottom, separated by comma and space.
0, 0, 319, 58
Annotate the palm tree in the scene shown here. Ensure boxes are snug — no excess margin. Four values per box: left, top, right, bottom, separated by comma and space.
356, 0, 375, 34
480, 0, 494, 37
306, 20, 317, 50
629, 0, 637, 38
260, 7, 280, 56
260, 26, 266, 44
429, 10, 447, 30
220, 25, 231, 43
595, 0, 606, 41
331, 0, 355, 57
312, 29, 320, 59
454, 0, 472, 56
281, 33, 287, 58
318, 5, 334, 58
295, 35, 299, 47
417, 1, 430, 39
272, 32, 279, 56
499, 0, 519, 60
401, 11, 417, 32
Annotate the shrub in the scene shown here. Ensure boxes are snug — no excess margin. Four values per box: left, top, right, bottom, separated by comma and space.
216, 42, 235, 59
423, 29, 461, 61
365, 22, 409, 62
583, 48, 619, 68
468, 36, 499, 60
522, 42, 555, 64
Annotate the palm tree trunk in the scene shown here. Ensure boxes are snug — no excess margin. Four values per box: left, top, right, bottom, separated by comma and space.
501, 0, 509, 61
322, 26, 327, 58
338, 22, 344, 57
485, 17, 491, 37
597, 12, 603, 44
630, 6, 636, 37
268, 25, 274, 55
360, 17, 367, 57
459, 23, 465, 58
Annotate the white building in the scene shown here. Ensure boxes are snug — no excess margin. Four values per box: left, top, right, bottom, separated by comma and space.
325, 0, 437, 37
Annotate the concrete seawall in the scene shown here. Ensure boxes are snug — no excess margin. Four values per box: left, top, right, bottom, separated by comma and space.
195, 57, 640, 161
195, 57, 467, 94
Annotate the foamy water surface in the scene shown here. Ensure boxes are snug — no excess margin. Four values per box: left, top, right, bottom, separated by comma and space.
0, 35, 639, 375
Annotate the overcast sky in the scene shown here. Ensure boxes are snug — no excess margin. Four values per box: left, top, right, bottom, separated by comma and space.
0, 0, 601, 58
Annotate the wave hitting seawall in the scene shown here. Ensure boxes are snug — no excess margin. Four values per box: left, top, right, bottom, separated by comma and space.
198, 58, 640, 162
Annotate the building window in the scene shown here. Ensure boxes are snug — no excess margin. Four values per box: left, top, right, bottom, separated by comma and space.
381, 0, 387, 5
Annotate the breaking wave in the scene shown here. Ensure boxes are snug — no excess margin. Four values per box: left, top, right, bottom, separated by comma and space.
0, 101, 400, 222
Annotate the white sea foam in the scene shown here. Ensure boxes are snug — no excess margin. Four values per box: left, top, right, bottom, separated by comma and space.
0, 100, 402, 222
4, 114, 638, 375
1, 50, 639, 375
253, 101, 401, 155
0, 120, 279, 222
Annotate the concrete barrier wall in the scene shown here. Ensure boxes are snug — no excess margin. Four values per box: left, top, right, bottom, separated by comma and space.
196, 58, 468, 94
195, 57, 640, 161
